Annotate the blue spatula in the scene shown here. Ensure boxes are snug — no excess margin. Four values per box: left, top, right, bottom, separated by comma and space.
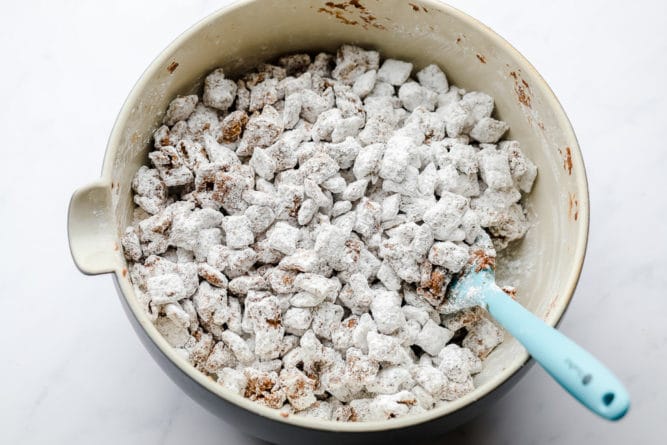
444, 261, 630, 421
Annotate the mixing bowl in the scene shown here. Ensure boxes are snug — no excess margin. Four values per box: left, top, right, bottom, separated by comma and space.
67, 1, 589, 443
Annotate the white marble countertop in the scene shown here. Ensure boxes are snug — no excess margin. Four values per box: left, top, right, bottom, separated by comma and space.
1, 0, 663, 443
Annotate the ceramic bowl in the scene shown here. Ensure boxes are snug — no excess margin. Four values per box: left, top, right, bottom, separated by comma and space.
68, 1, 589, 443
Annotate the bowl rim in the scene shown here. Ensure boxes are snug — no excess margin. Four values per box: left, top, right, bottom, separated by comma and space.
100, 0, 590, 432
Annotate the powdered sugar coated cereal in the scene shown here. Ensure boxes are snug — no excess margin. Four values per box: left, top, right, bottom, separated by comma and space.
123, 46, 537, 422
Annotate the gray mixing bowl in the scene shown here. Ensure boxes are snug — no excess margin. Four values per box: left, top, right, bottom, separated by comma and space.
68, 1, 589, 443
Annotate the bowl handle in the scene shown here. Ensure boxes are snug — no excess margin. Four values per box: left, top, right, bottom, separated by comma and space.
68, 180, 120, 275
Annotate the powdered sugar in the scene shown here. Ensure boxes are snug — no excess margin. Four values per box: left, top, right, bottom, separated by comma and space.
122, 46, 537, 422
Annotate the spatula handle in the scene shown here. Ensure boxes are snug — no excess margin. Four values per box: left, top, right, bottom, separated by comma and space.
485, 287, 630, 421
